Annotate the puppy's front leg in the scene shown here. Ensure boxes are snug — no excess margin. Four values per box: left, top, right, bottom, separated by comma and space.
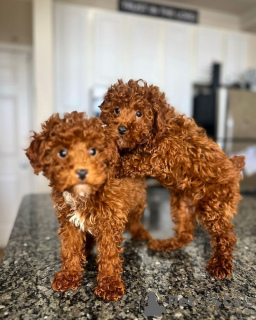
94, 217, 126, 302
52, 222, 87, 292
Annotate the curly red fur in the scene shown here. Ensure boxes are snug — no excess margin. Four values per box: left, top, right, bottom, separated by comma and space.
25, 111, 150, 302
100, 79, 245, 280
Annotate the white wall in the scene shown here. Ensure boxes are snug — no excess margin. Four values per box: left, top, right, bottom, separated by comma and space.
33, 0, 54, 192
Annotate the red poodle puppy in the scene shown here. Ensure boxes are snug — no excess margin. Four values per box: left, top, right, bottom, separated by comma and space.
100, 79, 245, 280
25, 111, 150, 302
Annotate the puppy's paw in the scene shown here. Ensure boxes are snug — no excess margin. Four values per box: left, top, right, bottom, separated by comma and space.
206, 257, 233, 279
52, 270, 82, 292
94, 277, 126, 302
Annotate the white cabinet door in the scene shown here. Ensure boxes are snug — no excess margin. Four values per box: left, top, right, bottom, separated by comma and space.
196, 27, 223, 83
164, 23, 192, 116
93, 12, 127, 86
0, 47, 32, 247
128, 17, 162, 86
223, 33, 247, 85
55, 3, 90, 115
195, 29, 248, 86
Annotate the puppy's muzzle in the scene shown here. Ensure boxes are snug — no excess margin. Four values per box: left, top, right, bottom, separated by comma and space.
118, 126, 127, 135
75, 169, 88, 181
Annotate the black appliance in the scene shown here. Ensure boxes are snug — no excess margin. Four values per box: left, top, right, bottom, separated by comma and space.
193, 63, 220, 140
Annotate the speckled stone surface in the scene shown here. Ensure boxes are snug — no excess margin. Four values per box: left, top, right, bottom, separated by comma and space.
0, 192, 256, 320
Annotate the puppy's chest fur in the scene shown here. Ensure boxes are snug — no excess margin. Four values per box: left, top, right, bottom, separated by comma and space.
62, 191, 94, 234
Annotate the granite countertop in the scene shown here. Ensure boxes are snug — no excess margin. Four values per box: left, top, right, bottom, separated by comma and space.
0, 192, 256, 320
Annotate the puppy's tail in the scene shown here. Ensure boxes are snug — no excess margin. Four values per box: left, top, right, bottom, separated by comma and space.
229, 155, 245, 171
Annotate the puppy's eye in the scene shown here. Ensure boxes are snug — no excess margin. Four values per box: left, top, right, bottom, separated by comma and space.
136, 111, 142, 117
58, 149, 67, 158
114, 108, 120, 115
89, 149, 96, 156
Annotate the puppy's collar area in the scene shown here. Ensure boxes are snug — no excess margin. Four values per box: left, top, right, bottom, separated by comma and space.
62, 191, 93, 234
63, 191, 76, 208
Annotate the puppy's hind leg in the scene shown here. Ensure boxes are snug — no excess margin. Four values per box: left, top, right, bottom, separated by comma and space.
126, 202, 152, 241
148, 190, 195, 251
204, 218, 236, 279
199, 184, 239, 279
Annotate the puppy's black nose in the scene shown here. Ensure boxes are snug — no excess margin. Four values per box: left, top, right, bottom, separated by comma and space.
75, 169, 88, 181
118, 126, 127, 135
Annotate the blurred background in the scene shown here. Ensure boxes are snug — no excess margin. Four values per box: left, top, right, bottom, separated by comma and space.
0, 0, 256, 251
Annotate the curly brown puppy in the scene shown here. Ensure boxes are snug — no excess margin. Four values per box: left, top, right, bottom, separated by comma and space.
100, 79, 245, 280
25, 111, 150, 302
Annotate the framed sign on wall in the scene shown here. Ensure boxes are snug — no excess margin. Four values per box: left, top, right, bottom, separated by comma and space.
119, 0, 198, 24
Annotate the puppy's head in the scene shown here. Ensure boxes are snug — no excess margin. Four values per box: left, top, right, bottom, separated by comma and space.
25, 112, 118, 197
99, 79, 170, 150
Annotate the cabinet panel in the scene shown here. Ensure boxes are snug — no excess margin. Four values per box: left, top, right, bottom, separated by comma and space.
196, 27, 223, 82
128, 17, 162, 86
93, 12, 127, 85
164, 23, 192, 116
223, 33, 247, 84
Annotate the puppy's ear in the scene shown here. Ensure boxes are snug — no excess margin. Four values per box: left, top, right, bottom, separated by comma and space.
25, 131, 48, 175
25, 113, 62, 174
148, 85, 173, 133
152, 102, 166, 133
